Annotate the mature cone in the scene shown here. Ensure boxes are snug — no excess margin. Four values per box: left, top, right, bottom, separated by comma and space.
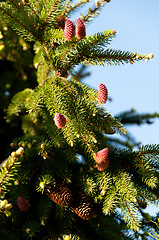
64, 19, 75, 41
93, 147, 109, 164
46, 181, 73, 207
73, 188, 95, 220
54, 113, 66, 129
17, 196, 30, 212
98, 83, 108, 104
138, 200, 147, 209
96, 158, 109, 171
75, 18, 86, 39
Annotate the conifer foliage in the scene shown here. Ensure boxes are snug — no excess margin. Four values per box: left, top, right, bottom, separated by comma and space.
0, 0, 159, 239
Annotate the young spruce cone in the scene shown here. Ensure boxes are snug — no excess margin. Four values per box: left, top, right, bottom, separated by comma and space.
46, 181, 73, 207
98, 83, 108, 104
64, 19, 75, 41
93, 147, 109, 164
54, 113, 66, 129
75, 18, 86, 39
73, 188, 95, 220
17, 196, 30, 212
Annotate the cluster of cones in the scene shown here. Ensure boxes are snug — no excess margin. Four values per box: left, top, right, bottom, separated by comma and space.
64, 18, 86, 41
45, 180, 95, 220
17, 181, 95, 221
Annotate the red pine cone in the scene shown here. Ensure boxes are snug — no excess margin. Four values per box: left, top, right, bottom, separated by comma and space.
93, 147, 109, 164
64, 19, 75, 41
17, 196, 30, 212
96, 158, 109, 171
54, 113, 66, 129
98, 83, 108, 104
75, 18, 86, 39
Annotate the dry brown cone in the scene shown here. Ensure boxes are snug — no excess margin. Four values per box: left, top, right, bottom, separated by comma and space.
73, 188, 96, 220
138, 200, 147, 209
46, 180, 73, 207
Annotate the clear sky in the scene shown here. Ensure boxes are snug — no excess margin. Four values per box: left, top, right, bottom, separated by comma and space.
80, 0, 159, 147
73, 0, 159, 216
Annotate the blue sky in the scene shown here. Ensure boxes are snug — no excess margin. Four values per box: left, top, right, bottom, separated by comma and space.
80, 0, 159, 146
75, 0, 159, 216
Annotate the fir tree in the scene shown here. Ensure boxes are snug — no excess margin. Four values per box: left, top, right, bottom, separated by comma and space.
0, 1, 159, 239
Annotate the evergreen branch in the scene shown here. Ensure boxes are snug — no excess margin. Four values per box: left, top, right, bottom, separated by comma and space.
66, 0, 89, 15
26, 86, 46, 114
43, 28, 64, 42
106, 136, 135, 149
100, 113, 127, 135
62, 0, 72, 16
70, 78, 98, 102
119, 174, 137, 203
41, 43, 57, 70
97, 172, 112, 196
50, 154, 73, 182
60, 77, 77, 96
138, 191, 157, 202
7, 89, 33, 117
23, 0, 38, 16
59, 30, 116, 70
42, 0, 60, 28
80, 133, 96, 155
40, 108, 63, 148
78, 120, 97, 146
29, 93, 43, 114
64, 120, 74, 147
83, 29, 116, 49
81, 48, 150, 66
83, 177, 98, 197
103, 188, 118, 215
0, 151, 22, 193
0, 6, 36, 38
81, 0, 110, 24
123, 197, 140, 231
60, 41, 77, 62
0, 157, 16, 185
138, 144, 159, 156
115, 109, 159, 126
11, 0, 36, 27
148, 221, 159, 240
136, 152, 158, 188
148, 230, 159, 240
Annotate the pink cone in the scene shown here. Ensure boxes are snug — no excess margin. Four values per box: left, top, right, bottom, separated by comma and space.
98, 83, 108, 104
93, 147, 109, 164
64, 19, 75, 41
54, 113, 66, 129
17, 196, 30, 212
96, 158, 109, 171
75, 18, 86, 39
